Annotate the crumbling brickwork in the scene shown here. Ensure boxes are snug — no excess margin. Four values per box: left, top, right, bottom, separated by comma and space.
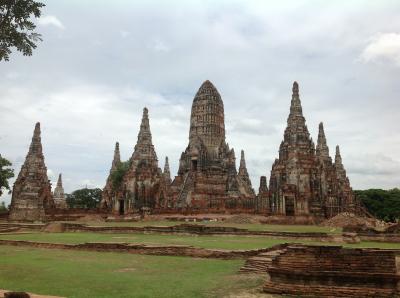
9, 123, 54, 221
269, 82, 357, 219
101, 108, 170, 214
170, 80, 256, 210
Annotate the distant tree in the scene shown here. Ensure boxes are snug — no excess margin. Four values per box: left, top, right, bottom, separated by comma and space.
0, 154, 14, 197
0, 0, 45, 61
66, 188, 102, 209
356, 188, 400, 222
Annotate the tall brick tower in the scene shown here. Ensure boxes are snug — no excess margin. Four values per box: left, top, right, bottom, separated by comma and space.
171, 80, 255, 209
9, 122, 53, 221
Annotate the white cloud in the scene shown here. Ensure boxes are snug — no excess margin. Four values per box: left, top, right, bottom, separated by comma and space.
38, 15, 65, 30
47, 169, 54, 179
149, 39, 170, 52
1, 0, 400, 205
360, 33, 400, 66
120, 30, 130, 38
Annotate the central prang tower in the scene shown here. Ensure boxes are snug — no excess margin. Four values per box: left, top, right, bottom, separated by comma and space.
189, 80, 225, 154
171, 80, 255, 209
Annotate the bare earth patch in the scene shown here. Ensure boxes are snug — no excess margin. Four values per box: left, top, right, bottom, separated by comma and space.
114, 267, 137, 272
0, 290, 64, 298
209, 274, 279, 298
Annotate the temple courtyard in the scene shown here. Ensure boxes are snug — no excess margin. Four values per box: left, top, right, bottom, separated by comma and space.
1, 220, 400, 298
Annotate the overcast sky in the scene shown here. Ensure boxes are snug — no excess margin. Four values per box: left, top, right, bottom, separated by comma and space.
1, 0, 400, 205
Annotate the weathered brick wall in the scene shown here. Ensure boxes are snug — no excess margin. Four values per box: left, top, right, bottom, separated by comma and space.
0, 239, 278, 260
264, 244, 400, 297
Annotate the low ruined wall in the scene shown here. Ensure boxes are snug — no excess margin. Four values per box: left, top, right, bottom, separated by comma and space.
62, 223, 342, 241
343, 225, 400, 242
45, 208, 108, 221
0, 222, 358, 243
260, 215, 319, 225
0, 222, 45, 231
263, 244, 400, 297
0, 239, 277, 259
151, 208, 260, 215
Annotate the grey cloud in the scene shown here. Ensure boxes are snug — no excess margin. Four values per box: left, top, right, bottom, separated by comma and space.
1, 0, 400, 205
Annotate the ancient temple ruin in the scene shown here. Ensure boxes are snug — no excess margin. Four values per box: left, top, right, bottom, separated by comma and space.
170, 80, 256, 210
268, 82, 356, 219
9, 122, 54, 221
101, 108, 170, 215
97, 80, 359, 219
100, 141, 121, 210
53, 173, 67, 209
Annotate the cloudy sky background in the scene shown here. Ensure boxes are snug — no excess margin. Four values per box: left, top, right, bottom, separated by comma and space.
1, 0, 400, 205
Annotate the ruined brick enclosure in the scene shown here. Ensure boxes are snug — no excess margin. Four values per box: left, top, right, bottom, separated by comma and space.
9, 81, 364, 221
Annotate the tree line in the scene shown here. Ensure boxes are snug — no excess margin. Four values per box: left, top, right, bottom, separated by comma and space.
356, 189, 400, 222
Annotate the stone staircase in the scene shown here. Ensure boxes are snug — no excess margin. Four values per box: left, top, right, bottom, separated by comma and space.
239, 246, 288, 274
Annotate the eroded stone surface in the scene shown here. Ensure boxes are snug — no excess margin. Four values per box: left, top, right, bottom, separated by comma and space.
101, 108, 170, 214
263, 244, 400, 297
268, 82, 358, 219
170, 80, 256, 210
9, 123, 53, 221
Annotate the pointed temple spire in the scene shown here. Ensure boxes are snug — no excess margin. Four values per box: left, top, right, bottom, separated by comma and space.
132, 107, 158, 163
335, 145, 342, 164
9, 122, 53, 221
163, 156, 171, 182
54, 174, 64, 199
238, 150, 248, 175
335, 145, 347, 181
237, 150, 254, 195
279, 81, 313, 160
137, 107, 153, 145
29, 122, 43, 155
53, 173, 67, 209
289, 81, 304, 119
259, 176, 268, 193
316, 122, 330, 160
286, 81, 308, 134
111, 142, 121, 171
56, 173, 62, 188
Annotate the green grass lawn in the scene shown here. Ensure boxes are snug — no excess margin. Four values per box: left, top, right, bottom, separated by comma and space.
82, 220, 341, 234
0, 232, 288, 250
0, 245, 265, 298
2, 232, 400, 250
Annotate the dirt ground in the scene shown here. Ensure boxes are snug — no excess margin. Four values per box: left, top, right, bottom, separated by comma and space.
320, 212, 380, 228
0, 290, 64, 298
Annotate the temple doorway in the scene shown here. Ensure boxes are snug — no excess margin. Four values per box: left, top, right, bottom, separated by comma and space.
192, 159, 198, 171
285, 196, 295, 216
119, 200, 125, 215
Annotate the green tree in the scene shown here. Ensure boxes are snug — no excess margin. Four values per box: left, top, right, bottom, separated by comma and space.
110, 160, 130, 191
66, 188, 102, 209
355, 188, 400, 222
0, 154, 14, 197
0, 0, 45, 61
